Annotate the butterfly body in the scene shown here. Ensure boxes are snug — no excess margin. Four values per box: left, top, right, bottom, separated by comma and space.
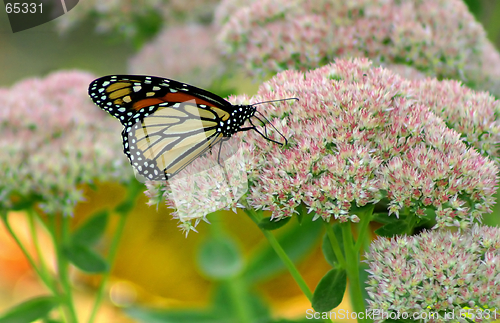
88, 75, 257, 181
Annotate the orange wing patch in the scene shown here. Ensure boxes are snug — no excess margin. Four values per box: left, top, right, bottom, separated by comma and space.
132, 98, 166, 110
132, 92, 221, 111
164, 92, 216, 107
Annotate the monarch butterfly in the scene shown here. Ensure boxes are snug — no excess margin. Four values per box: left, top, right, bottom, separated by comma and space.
88, 75, 295, 181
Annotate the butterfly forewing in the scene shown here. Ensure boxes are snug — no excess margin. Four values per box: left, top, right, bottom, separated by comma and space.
88, 75, 233, 125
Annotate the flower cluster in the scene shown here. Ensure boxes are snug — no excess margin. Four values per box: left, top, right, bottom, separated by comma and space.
0, 71, 131, 215
128, 24, 225, 88
410, 79, 500, 159
216, 0, 500, 96
146, 58, 498, 231
365, 224, 500, 322
238, 58, 498, 226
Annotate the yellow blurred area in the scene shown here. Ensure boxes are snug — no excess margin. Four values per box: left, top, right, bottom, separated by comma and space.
0, 182, 357, 322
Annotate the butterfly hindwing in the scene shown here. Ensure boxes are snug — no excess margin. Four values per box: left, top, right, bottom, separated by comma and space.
124, 100, 226, 180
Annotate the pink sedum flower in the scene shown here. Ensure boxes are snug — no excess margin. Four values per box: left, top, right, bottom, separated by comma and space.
146, 58, 498, 232
0, 71, 131, 215
217, 0, 500, 95
365, 224, 500, 323
410, 79, 500, 158
234, 58, 497, 227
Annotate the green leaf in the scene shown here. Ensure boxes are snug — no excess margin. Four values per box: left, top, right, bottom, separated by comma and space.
258, 217, 290, 230
71, 210, 108, 245
372, 212, 402, 224
9, 194, 37, 211
321, 224, 344, 267
375, 221, 410, 237
0, 296, 57, 323
63, 243, 108, 273
244, 219, 322, 283
197, 236, 243, 280
295, 203, 308, 225
311, 268, 347, 312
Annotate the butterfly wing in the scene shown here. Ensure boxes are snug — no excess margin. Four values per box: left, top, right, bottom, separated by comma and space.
88, 75, 236, 181
125, 101, 229, 180
88, 75, 234, 125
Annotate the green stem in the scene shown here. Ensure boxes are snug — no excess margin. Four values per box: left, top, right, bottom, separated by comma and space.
88, 181, 143, 323
353, 205, 374, 254
0, 212, 58, 295
323, 221, 346, 268
245, 207, 313, 301
210, 212, 253, 323
27, 209, 52, 281
87, 212, 127, 323
27, 209, 70, 321
54, 215, 79, 323
341, 223, 371, 323
226, 276, 253, 323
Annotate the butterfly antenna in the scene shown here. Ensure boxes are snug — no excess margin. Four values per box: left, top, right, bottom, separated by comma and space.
255, 111, 288, 146
249, 117, 287, 146
251, 97, 299, 106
